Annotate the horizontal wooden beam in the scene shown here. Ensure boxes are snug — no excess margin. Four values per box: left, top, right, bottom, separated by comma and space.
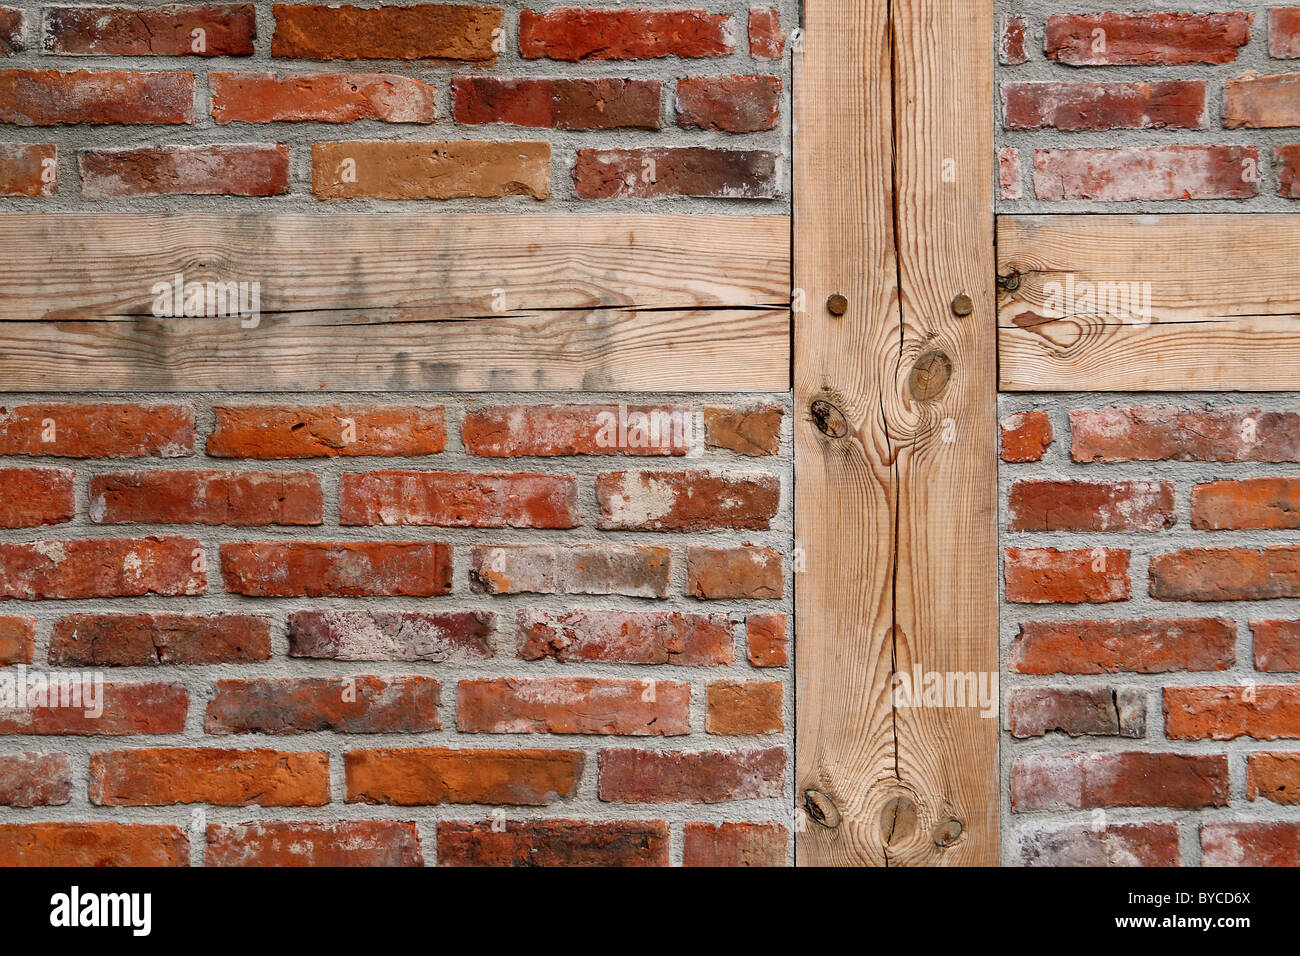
998, 214, 1300, 391
0, 213, 790, 392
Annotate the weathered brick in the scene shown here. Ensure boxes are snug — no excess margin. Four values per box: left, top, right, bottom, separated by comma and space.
1246, 751, 1300, 804
1150, 547, 1300, 601
312, 140, 550, 200
91, 748, 330, 806
517, 609, 733, 666
0, 467, 73, 527
463, 403, 687, 457
1010, 618, 1235, 674
748, 8, 784, 60
43, 4, 255, 56
1002, 81, 1207, 131
340, 471, 578, 528
704, 405, 782, 456
706, 681, 783, 734
1034, 146, 1259, 201
0, 752, 72, 806
1007, 479, 1174, 533
457, 677, 689, 736
746, 613, 787, 667
1003, 547, 1130, 604
220, 542, 451, 597
1007, 687, 1144, 738
1254, 619, 1300, 672
438, 820, 668, 867
1193, 477, 1300, 529
0, 69, 194, 125
676, 75, 780, 132
0, 8, 20, 55
272, 3, 499, 61
683, 821, 787, 866
0, 402, 193, 457
452, 77, 661, 130
51, 613, 271, 666
1272, 8, 1300, 58
1071, 406, 1300, 462
207, 405, 445, 458
1010, 752, 1229, 811
1224, 73, 1300, 128
999, 146, 1022, 199
520, 7, 734, 61
1202, 821, 1300, 866
599, 747, 785, 803
574, 147, 778, 199
0, 536, 205, 600
90, 470, 321, 526
207, 821, 423, 867
345, 747, 584, 806
0, 682, 187, 735
1017, 822, 1180, 867
1046, 12, 1251, 66
470, 544, 670, 598
598, 470, 779, 531
1278, 143, 1300, 197
0, 616, 34, 664
687, 545, 782, 599
79, 144, 289, 197
212, 72, 435, 124
1165, 685, 1300, 740
0, 142, 54, 196
205, 676, 441, 734
1000, 410, 1052, 462
1000, 13, 1028, 65
0, 823, 187, 866
289, 610, 494, 662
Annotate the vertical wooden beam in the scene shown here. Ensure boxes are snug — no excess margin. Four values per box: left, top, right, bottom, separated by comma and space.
794, 0, 998, 865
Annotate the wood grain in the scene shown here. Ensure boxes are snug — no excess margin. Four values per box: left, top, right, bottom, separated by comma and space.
999, 214, 1300, 391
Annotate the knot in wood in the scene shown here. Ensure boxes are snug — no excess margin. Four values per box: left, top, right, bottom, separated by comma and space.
933, 819, 964, 847
803, 789, 841, 828
908, 350, 952, 401
809, 400, 848, 438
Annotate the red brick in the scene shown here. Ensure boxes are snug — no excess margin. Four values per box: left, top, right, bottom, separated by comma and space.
1165, 685, 1300, 740
746, 613, 787, 667
346, 747, 584, 806
1007, 687, 1143, 738
91, 748, 329, 806
79, 144, 289, 197
1046, 12, 1252, 66
706, 681, 783, 734
0, 823, 187, 866
575, 147, 778, 199
687, 545, 782, 599
1278, 143, 1300, 197
1254, 620, 1300, 672
0, 143, 55, 196
1003, 547, 1130, 604
1247, 751, 1300, 804
1150, 546, 1300, 601
0, 8, 20, 55
463, 403, 687, 457
272, 3, 499, 61
704, 405, 782, 456
1002, 80, 1207, 131
340, 471, 578, 528
598, 470, 779, 531
0, 752, 72, 806
90, 470, 321, 526
1193, 477, 1300, 529
438, 820, 668, 866
220, 542, 451, 597
43, 4, 255, 56
206, 676, 441, 734
1000, 13, 1028, 65
457, 677, 690, 736
1202, 821, 1300, 866
1010, 752, 1229, 811
207, 404, 445, 458
1224, 72, 1300, 128
207, 821, 423, 867
0, 616, 33, 664
517, 609, 733, 666
748, 8, 783, 60
1010, 618, 1235, 675
0, 536, 205, 600
999, 146, 1022, 200
1017, 822, 1180, 867
0, 402, 193, 457
0, 467, 73, 528
0, 69, 193, 125
289, 610, 494, 662
1000, 410, 1052, 462
1072, 406, 1300, 462
212, 72, 435, 124
0, 681, 187, 735
453, 77, 661, 130
470, 544, 670, 597
51, 613, 271, 666
1007, 479, 1174, 533
312, 140, 550, 200
599, 747, 785, 803
676, 75, 780, 133
1034, 146, 1259, 201
1272, 8, 1300, 58
683, 821, 787, 866
520, 7, 734, 61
